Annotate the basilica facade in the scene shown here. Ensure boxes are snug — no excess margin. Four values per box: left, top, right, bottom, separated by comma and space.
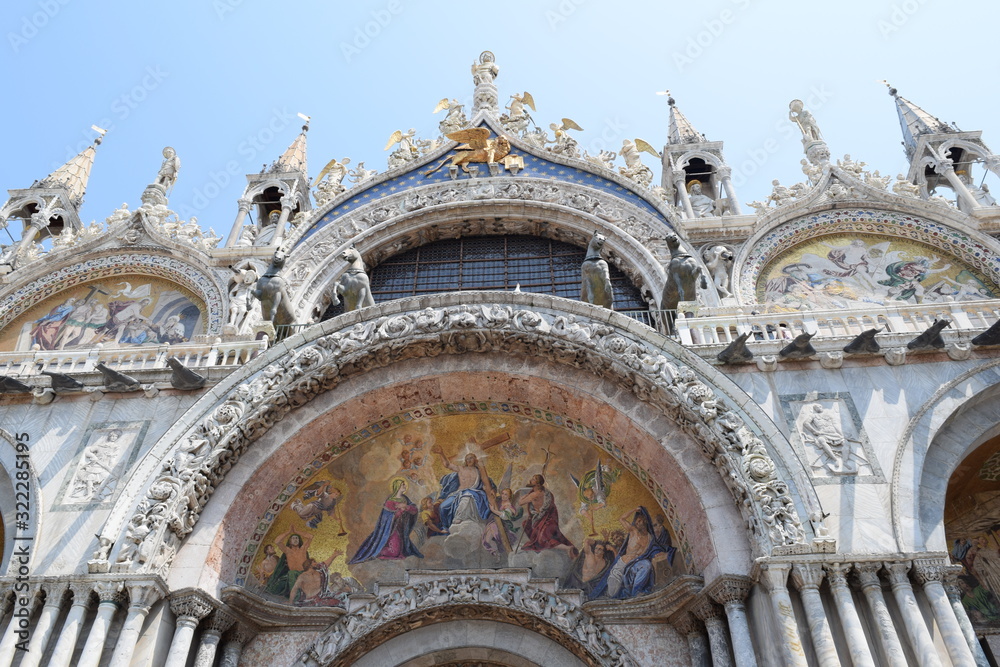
0, 52, 999, 666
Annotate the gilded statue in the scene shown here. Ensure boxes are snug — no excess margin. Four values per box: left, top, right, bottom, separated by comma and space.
424, 128, 512, 176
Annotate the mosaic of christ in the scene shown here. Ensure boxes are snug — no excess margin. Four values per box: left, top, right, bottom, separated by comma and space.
245, 411, 685, 609
1, 276, 205, 352
757, 234, 995, 311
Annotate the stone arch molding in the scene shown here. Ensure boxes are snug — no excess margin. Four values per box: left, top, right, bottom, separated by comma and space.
0, 429, 41, 574
895, 359, 1000, 552
281, 176, 718, 315
294, 575, 631, 667
0, 251, 228, 335
96, 291, 813, 580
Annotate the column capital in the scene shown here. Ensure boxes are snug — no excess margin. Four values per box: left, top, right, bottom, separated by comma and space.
883, 561, 912, 589
671, 170, 686, 183
941, 563, 965, 602
669, 611, 703, 636
204, 608, 238, 635
279, 195, 296, 209
169, 591, 215, 621
823, 562, 852, 589
224, 623, 257, 646
913, 558, 948, 586
237, 198, 252, 212
40, 581, 70, 605
69, 581, 95, 604
127, 581, 165, 612
707, 574, 754, 605
717, 165, 733, 178
790, 562, 825, 591
94, 580, 127, 605
853, 561, 884, 590
756, 561, 792, 593
690, 595, 725, 623
936, 158, 956, 174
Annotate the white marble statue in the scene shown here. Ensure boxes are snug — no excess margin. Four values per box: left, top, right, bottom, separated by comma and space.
156, 147, 181, 192
799, 404, 856, 474
687, 182, 715, 217
892, 174, 921, 198
789, 100, 822, 142
348, 162, 377, 186
970, 182, 997, 206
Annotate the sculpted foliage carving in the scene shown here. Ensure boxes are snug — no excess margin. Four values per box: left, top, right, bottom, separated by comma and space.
108, 302, 805, 577
301, 576, 633, 667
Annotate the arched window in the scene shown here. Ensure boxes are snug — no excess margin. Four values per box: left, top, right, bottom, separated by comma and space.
323, 235, 646, 319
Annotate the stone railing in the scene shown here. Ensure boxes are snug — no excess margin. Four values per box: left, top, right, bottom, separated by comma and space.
675, 299, 1000, 350
0, 339, 267, 377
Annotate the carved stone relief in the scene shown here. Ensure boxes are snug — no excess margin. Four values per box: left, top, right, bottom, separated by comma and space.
53, 420, 150, 510
779, 392, 884, 484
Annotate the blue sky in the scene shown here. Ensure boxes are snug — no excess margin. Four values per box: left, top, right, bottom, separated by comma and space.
1, 0, 998, 241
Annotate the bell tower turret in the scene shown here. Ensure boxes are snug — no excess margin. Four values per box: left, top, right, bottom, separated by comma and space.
888, 82, 1000, 213
225, 116, 312, 248
660, 93, 741, 219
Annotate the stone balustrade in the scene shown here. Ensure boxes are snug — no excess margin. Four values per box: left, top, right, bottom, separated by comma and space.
0, 338, 266, 378
675, 297, 1000, 350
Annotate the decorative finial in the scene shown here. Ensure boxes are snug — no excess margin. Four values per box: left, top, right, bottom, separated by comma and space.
656, 89, 675, 106
880, 80, 898, 97
91, 125, 107, 146
297, 112, 310, 132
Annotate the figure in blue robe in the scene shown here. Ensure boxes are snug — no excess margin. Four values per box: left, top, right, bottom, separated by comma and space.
349, 479, 422, 564
590, 506, 665, 600
434, 452, 495, 533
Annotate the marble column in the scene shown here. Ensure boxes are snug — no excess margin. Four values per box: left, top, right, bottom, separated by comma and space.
0, 585, 41, 665
225, 198, 252, 247
854, 562, 907, 667
708, 575, 758, 667
717, 166, 742, 215
883, 561, 942, 667
789, 563, 839, 667
48, 582, 96, 667
194, 609, 236, 667
165, 592, 215, 667
758, 562, 808, 667
270, 196, 295, 247
77, 581, 126, 667
824, 563, 875, 667
20, 581, 68, 667
108, 582, 164, 667
672, 611, 711, 667
912, 559, 977, 667
692, 596, 733, 667
942, 565, 990, 667
673, 169, 696, 219
937, 159, 979, 211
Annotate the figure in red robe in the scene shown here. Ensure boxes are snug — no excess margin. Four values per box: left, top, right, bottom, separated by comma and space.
517, 474, 575, 553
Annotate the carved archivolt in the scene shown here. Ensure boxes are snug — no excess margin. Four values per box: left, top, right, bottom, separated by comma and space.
295, 576, 633, 667
99, 293, 807, 580
282, 176, 714, 313
0, 252, 227, 334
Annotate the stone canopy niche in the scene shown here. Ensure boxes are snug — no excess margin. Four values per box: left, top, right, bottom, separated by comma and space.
237, 402, 688, 611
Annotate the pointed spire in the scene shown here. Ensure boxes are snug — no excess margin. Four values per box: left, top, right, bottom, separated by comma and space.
272, 118, 309, 175
884, 82, 955, 159
666, 93, 704, 144
38, 132, 103, 204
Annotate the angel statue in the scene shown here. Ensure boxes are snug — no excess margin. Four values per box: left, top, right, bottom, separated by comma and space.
385, 129, 419, 169
434, 98, 468, 136
618, 139, 659, 187
348, 162, 378, 185
424, 128, 512, 176
548, 118, 584, 158
312, 157, 352, 205
501, 92, 536, 135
